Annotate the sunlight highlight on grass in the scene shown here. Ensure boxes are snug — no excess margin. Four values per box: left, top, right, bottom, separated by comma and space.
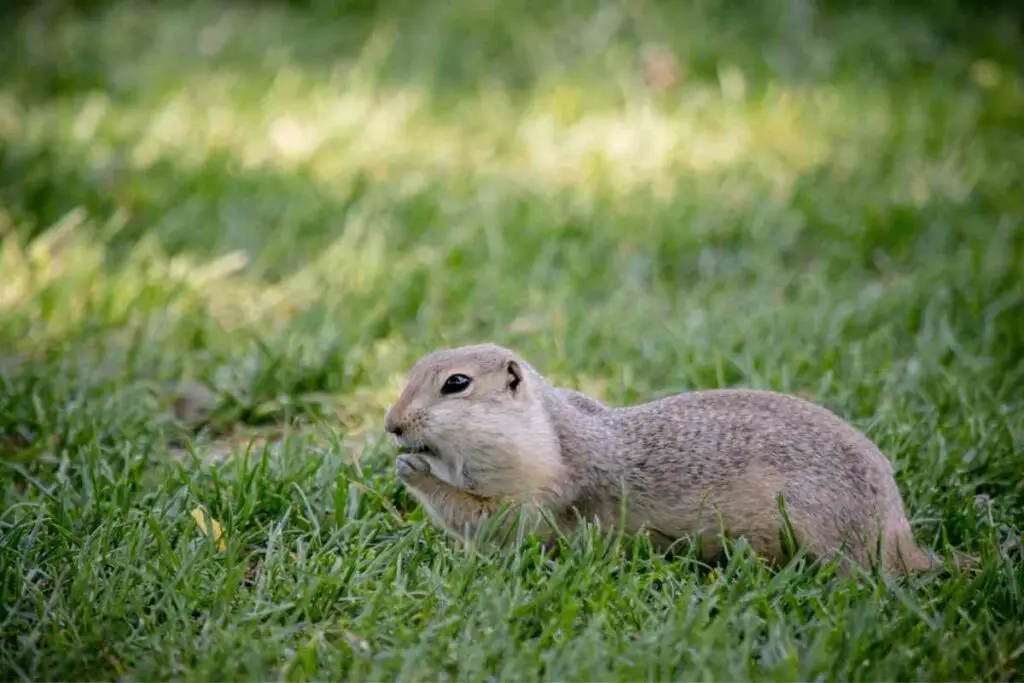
0, 76, 854, 197
4, 1, 1012, 219
7, 73, 998, 211
0, 11, 955, 205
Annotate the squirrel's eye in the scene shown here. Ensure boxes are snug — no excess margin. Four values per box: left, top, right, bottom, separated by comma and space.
440, 373, 472, 395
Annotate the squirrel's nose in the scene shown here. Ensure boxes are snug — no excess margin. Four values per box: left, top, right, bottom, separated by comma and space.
384, 409, 403, 437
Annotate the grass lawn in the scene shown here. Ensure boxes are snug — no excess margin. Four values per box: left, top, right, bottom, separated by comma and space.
2, 0, 1023, 679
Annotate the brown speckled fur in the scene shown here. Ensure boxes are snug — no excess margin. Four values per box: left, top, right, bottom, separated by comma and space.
385, 343, 958, 575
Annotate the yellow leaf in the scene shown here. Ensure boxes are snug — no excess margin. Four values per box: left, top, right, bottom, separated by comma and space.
190, 506, 227, 551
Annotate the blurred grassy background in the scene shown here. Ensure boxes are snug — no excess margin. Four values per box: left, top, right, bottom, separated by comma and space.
1, 0, 1023, 679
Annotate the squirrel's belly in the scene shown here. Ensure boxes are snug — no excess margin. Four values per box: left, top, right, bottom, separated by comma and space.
587, 467, 800, 552
581, 490, 718, 541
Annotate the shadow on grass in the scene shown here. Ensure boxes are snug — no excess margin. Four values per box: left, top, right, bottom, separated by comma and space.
3, 0, 1022, 97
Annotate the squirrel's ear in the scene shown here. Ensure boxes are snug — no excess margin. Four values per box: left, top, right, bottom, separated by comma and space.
506, 360, 523, 393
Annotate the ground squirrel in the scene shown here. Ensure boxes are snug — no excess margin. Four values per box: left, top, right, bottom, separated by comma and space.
385, 343, 961, 575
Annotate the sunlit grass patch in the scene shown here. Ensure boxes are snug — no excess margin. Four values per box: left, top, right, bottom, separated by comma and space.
4, 0, 1020, 223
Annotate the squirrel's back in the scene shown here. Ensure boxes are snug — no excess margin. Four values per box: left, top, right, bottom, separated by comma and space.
608, 388, 888, 481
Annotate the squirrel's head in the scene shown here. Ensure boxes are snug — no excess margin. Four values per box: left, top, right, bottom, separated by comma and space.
384, 343, 564, 497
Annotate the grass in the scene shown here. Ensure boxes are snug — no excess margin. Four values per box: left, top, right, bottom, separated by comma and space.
1, 0, 1023, 679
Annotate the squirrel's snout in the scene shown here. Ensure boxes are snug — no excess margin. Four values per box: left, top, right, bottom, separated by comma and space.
384, 409, 404, 437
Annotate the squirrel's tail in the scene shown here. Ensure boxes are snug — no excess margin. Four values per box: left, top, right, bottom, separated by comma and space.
884, 519, 978, 575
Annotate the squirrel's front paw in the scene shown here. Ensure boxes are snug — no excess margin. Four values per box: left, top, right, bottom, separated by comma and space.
395, 453, 431, 483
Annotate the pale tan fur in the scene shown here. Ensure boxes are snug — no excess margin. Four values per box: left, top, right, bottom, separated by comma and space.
385, 343, 968, 575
